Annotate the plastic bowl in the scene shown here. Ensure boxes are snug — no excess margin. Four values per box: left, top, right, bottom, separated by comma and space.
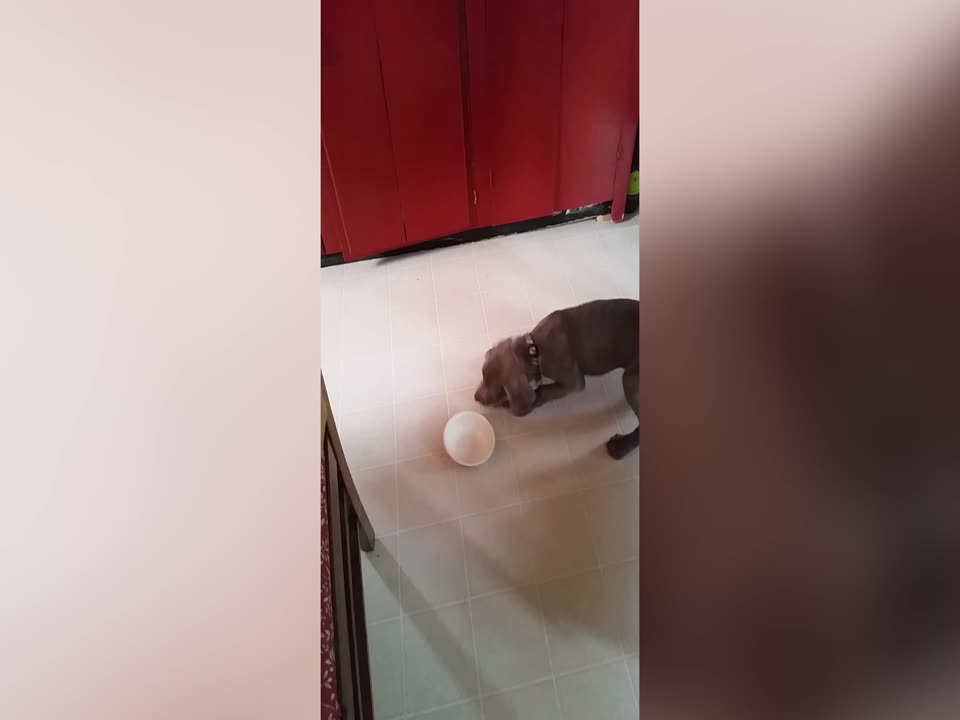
443, 411, 496, 466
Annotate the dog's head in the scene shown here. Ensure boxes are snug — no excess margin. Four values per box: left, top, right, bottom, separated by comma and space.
474, 338, 535, 415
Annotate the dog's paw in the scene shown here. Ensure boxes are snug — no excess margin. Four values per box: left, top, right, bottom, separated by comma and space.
606, 433, 637, 460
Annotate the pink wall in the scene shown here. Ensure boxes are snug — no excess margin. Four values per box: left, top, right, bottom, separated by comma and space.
0, 2, 320, 718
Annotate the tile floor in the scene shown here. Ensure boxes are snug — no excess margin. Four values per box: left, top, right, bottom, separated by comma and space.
321, 216, 639, 720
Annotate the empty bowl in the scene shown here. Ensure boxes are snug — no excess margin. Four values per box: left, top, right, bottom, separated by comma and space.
443, 411, 496, 466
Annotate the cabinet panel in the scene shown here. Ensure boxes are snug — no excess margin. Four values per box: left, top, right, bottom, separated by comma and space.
556, 0, 637, 210
373, 0, 472, 243
611, 19, 639, 221
467, 0, 564, 228
321, 141, 345, 255
321, 0, 405, 258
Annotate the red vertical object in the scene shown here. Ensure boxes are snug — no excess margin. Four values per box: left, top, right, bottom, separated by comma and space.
467, 0, 564, 228
320, 141, 345, 255
321, 0, 405, 259
556, 0, 637, 210
611, 17, 639, 222
322, 0, 639, 257
372, 0, 472, 244
463, 0, 490, 225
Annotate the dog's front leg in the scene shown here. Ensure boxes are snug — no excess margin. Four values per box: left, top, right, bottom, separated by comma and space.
531, 370, 585, 410
532, 383, 573, 408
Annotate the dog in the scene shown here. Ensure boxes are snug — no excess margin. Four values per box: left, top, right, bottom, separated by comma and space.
474, 298, 639, 458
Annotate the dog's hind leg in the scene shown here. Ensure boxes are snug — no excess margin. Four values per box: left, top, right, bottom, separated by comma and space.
606, 366, 639, 459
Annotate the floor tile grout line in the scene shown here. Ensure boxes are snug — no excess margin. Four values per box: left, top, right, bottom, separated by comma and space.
366, 480, 638, 546
458, 295, 489, 720
580, 486, 605, 573
388, 653, 635, 720
396, 694, 482, 720
450, 242, 530, 539
347, 416, 635, 471
429, 249, 485, 720
580, 479, 633, 659
537, 654, 635, 689
366, 558, 633, 629
400, 660, 635, 720
473, 254, 494, 354
341, 375, 629, 418
626, 656, 640, 714
534, 580, 563, 715
366, 572, 636, 626
514, 252, 554, 508
460, 519, 485, 720
397, 496, 565, 536
385, 268, 406, 718
550, 654, 635, 682
427, 249, 458, 506
358, 463, 634, 511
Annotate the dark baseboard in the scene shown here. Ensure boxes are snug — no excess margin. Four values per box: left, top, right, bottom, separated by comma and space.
321, 201, 611, 268
321, 252, 345, 268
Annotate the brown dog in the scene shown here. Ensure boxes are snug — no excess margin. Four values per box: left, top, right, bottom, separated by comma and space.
474, 298, 639, 458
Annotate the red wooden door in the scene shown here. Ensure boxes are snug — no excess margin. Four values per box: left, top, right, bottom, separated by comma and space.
611, 19, 640, 221
466, 0, 564, 228
556, 0, 638, 210
321, 0, 405, 258
322, 0, 638, 259
372, 0, 472, 243
321, 141, 346, 255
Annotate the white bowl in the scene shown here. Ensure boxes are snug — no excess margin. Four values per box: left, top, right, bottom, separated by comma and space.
443, 411, 496, 466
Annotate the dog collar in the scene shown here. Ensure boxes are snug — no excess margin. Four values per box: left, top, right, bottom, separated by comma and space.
524, 333, 543, 390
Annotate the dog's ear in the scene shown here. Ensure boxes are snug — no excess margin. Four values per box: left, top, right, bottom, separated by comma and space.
504, 372, 535, 416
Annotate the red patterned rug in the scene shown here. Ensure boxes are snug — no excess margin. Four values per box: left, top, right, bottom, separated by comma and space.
321, 458, 340, 719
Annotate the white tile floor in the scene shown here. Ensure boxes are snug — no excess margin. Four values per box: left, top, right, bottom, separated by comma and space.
322, 216, 639, 720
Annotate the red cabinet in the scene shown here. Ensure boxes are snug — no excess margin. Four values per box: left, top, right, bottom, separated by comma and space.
321, 0, 406, 258
374, 0, 473, 241
557, 0, 639, 211
320, 142, 346, 255
467, 0, 564, 228
321, 0, 638, 260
